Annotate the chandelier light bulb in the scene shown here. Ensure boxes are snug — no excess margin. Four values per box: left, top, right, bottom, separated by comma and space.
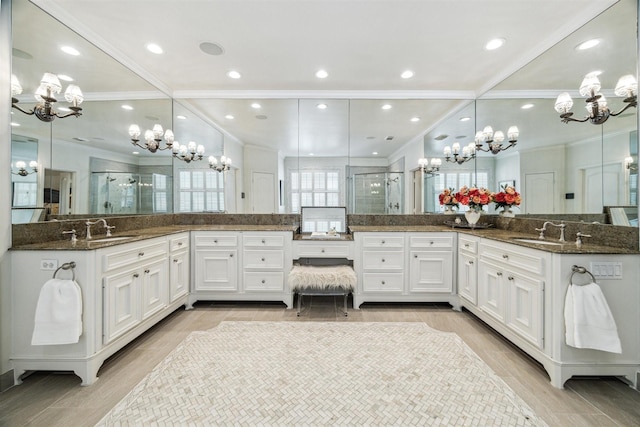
443, 146, 451, 156
196, 144, 205, 155
40, 73, 62, 94
418, 158, 428, 168
29, 160, 38, 169
15, 161, 26, 169
579, 73, 601, 97
452, 142, 461, 153
11, 74, 23, 96
152, 124, 164, 139
507, 126, 519, 140
164, 129, 174, 143
209, 156, 217, 165
128, 124, 141, 139
431, 158, 442, 167
614, 74, 638, 97
144, 129, 155, 142
482, 126, 494, 140
493, 130, 505, 143
64, 84, 84, 105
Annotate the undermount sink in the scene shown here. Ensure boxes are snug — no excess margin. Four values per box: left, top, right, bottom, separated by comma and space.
511, 238, 563, 246
90, 236, 134, 243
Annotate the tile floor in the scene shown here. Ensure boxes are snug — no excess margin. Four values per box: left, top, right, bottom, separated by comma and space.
1, 298, 639, 426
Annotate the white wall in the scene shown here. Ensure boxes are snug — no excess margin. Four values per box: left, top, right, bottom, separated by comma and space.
1, 0, 13, 385
243, 144, 279, 213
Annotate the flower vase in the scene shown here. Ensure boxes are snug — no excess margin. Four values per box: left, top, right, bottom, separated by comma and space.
443, 205, 456, 215
464, 210, 481, 226
500, 207, 515, 218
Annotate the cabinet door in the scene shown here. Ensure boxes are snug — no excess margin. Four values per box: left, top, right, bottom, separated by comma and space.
478, 261, 506, 323
194, 249, 238, 291
458, 252, 477, 304
409, 250, 453, 293
103, 267, 141, 344
506, 272, 544, 348
141, 257, 169, 320
170, 249, 189, 302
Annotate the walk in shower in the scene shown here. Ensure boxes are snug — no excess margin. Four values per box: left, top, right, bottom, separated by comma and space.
352, 172, 404, 214
90, 172, 173, 215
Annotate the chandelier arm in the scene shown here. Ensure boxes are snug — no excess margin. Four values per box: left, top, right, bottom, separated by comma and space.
609, 101, 637, 117
11, 102, 35, 116
54, 111, 83, 119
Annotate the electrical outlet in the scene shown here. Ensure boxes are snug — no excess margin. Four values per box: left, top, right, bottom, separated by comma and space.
40, 259, 58, 270
590, 261, 622, 279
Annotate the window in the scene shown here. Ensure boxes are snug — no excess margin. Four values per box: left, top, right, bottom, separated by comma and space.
289, 169, 340, 213
153, 174, 168, 213
178, 169, 225, 212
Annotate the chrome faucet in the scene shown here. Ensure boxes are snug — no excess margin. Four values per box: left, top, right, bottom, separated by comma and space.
535, 221, 566, 242
85, 218, 115, 240
575, 231, 591, 247
62, 229, 77, 244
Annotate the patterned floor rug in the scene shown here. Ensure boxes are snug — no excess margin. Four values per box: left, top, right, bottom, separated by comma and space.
96, 321, 547, 426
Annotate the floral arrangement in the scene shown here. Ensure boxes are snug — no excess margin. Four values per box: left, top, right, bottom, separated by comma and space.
438, 188, 459, 207
455, 186, 493, 211
493, 184, 521, 211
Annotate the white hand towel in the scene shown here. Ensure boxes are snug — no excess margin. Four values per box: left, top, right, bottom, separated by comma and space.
564, 282, 621, 354
31, 278, 83, 346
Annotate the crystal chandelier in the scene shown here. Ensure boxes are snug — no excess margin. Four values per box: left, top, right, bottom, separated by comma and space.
418, 158, 441, 175
474, 126, 519, 154
555, 73, 637, 125
443, 142, 476, 164
209, 155, 232, 172
174, 141, 206, 163
11, 73, 83, 122
129, 124, 205, 162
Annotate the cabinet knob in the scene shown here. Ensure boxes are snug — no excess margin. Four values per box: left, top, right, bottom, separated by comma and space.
464, 243, 470, 248
381, 281, 386, 285
321, 249, 325, 253
214, 239, 218, 243
138, 252, 144, 257
508, 276, 514, 281
262, 239, 266, 244
414, 254, 418, 258
381, 258, 385, 262
468, 260, 474, 265
261, 279, 266, 284
133, 273, 139, 278
178, 242, 183, 246
229, 253, 234, 257
502, 254, 509, 259
173, 259, 179, 263
144, 269, 150, 274
497, 272, 503, 276
261, 257, 265, 261
430, 241, 434, 245
381, 240, 385, 244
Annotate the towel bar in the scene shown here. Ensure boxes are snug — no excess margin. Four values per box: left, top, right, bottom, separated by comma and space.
53, 261, 76, 281
570, 265, 596, 285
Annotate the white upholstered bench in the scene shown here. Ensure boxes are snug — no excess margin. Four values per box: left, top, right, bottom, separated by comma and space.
289, 264, 357, 316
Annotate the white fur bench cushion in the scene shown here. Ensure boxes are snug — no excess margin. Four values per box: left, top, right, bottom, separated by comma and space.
289, 265, 356, 292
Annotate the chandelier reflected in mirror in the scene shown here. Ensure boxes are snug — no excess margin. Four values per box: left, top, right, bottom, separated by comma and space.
11, 161, 38, 176
11, 73, 83, 122
444, 142, 476, 164
474, 125, 518, 154
555, 73, 637, 125
209, 155, 232, 172
129, 124, 205, 162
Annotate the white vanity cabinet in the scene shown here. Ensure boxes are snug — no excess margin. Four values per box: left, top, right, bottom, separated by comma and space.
10, 235, 188, 386
169, 233, 190, 302
457, 234, 479, 305
190, 230, 293, 308
353, 231, 457, 308
461, 237, 640, 389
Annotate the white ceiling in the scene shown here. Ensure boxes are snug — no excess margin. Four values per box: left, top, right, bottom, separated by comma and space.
11, 0, 636, 161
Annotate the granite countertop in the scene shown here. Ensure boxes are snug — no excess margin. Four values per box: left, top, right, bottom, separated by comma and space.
349, 225, 639, 255
11, 225, 299, 251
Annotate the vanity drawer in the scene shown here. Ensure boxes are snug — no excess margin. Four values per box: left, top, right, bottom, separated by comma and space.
459, 235, 478, 255
408, 234, 454, 249
362, 250, 404, 270
101, 238, 167, 272
243, 234, 285, 248
362, 273, 404, 292
194, 233, 238, 248
243, 249, 284, 269
293, 241, 353, 258
360, 234, 404, 248
169, 234, 189, 252
243, 272, 285, 291
480, 240, 547, 276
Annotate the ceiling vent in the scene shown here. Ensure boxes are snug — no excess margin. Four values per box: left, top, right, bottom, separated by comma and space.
434, 134, 449, 141
385, 136, 394, 141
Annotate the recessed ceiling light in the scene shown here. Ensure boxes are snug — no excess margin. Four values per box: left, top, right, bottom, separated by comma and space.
256, 115, 267, 120
146, 43, 163, 54
459, 116, 471, 122
309, 153, 314, 156
132, 151, 140, 155
176, 115, 187, 120
72, 137, 89, 142
251, 103, 261, 109
225, 114, 235, 120
121, 105, 134, 110
145, 115, 159, 121
199, 41, 225, 56
588, 70, 603, 76
10, 122, 20, 127
372, 152, 379, 155
381, 104, 392, 110
401, 70, 414, 79
485, 38, 505, 51
521, 103, 534, 109
317, 103, 328, 110
227, 70, 242, 79
576, 39, 600, 50
315, 69, 328, 79
366, 136, 375, 140
57, 74, 73, 82
410, 117, 421, 122
61, 46, 80, 56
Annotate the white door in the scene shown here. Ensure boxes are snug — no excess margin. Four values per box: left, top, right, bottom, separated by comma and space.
524, 172, 555, 213
583, 164, 622, 212
252, 171, 275, 213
